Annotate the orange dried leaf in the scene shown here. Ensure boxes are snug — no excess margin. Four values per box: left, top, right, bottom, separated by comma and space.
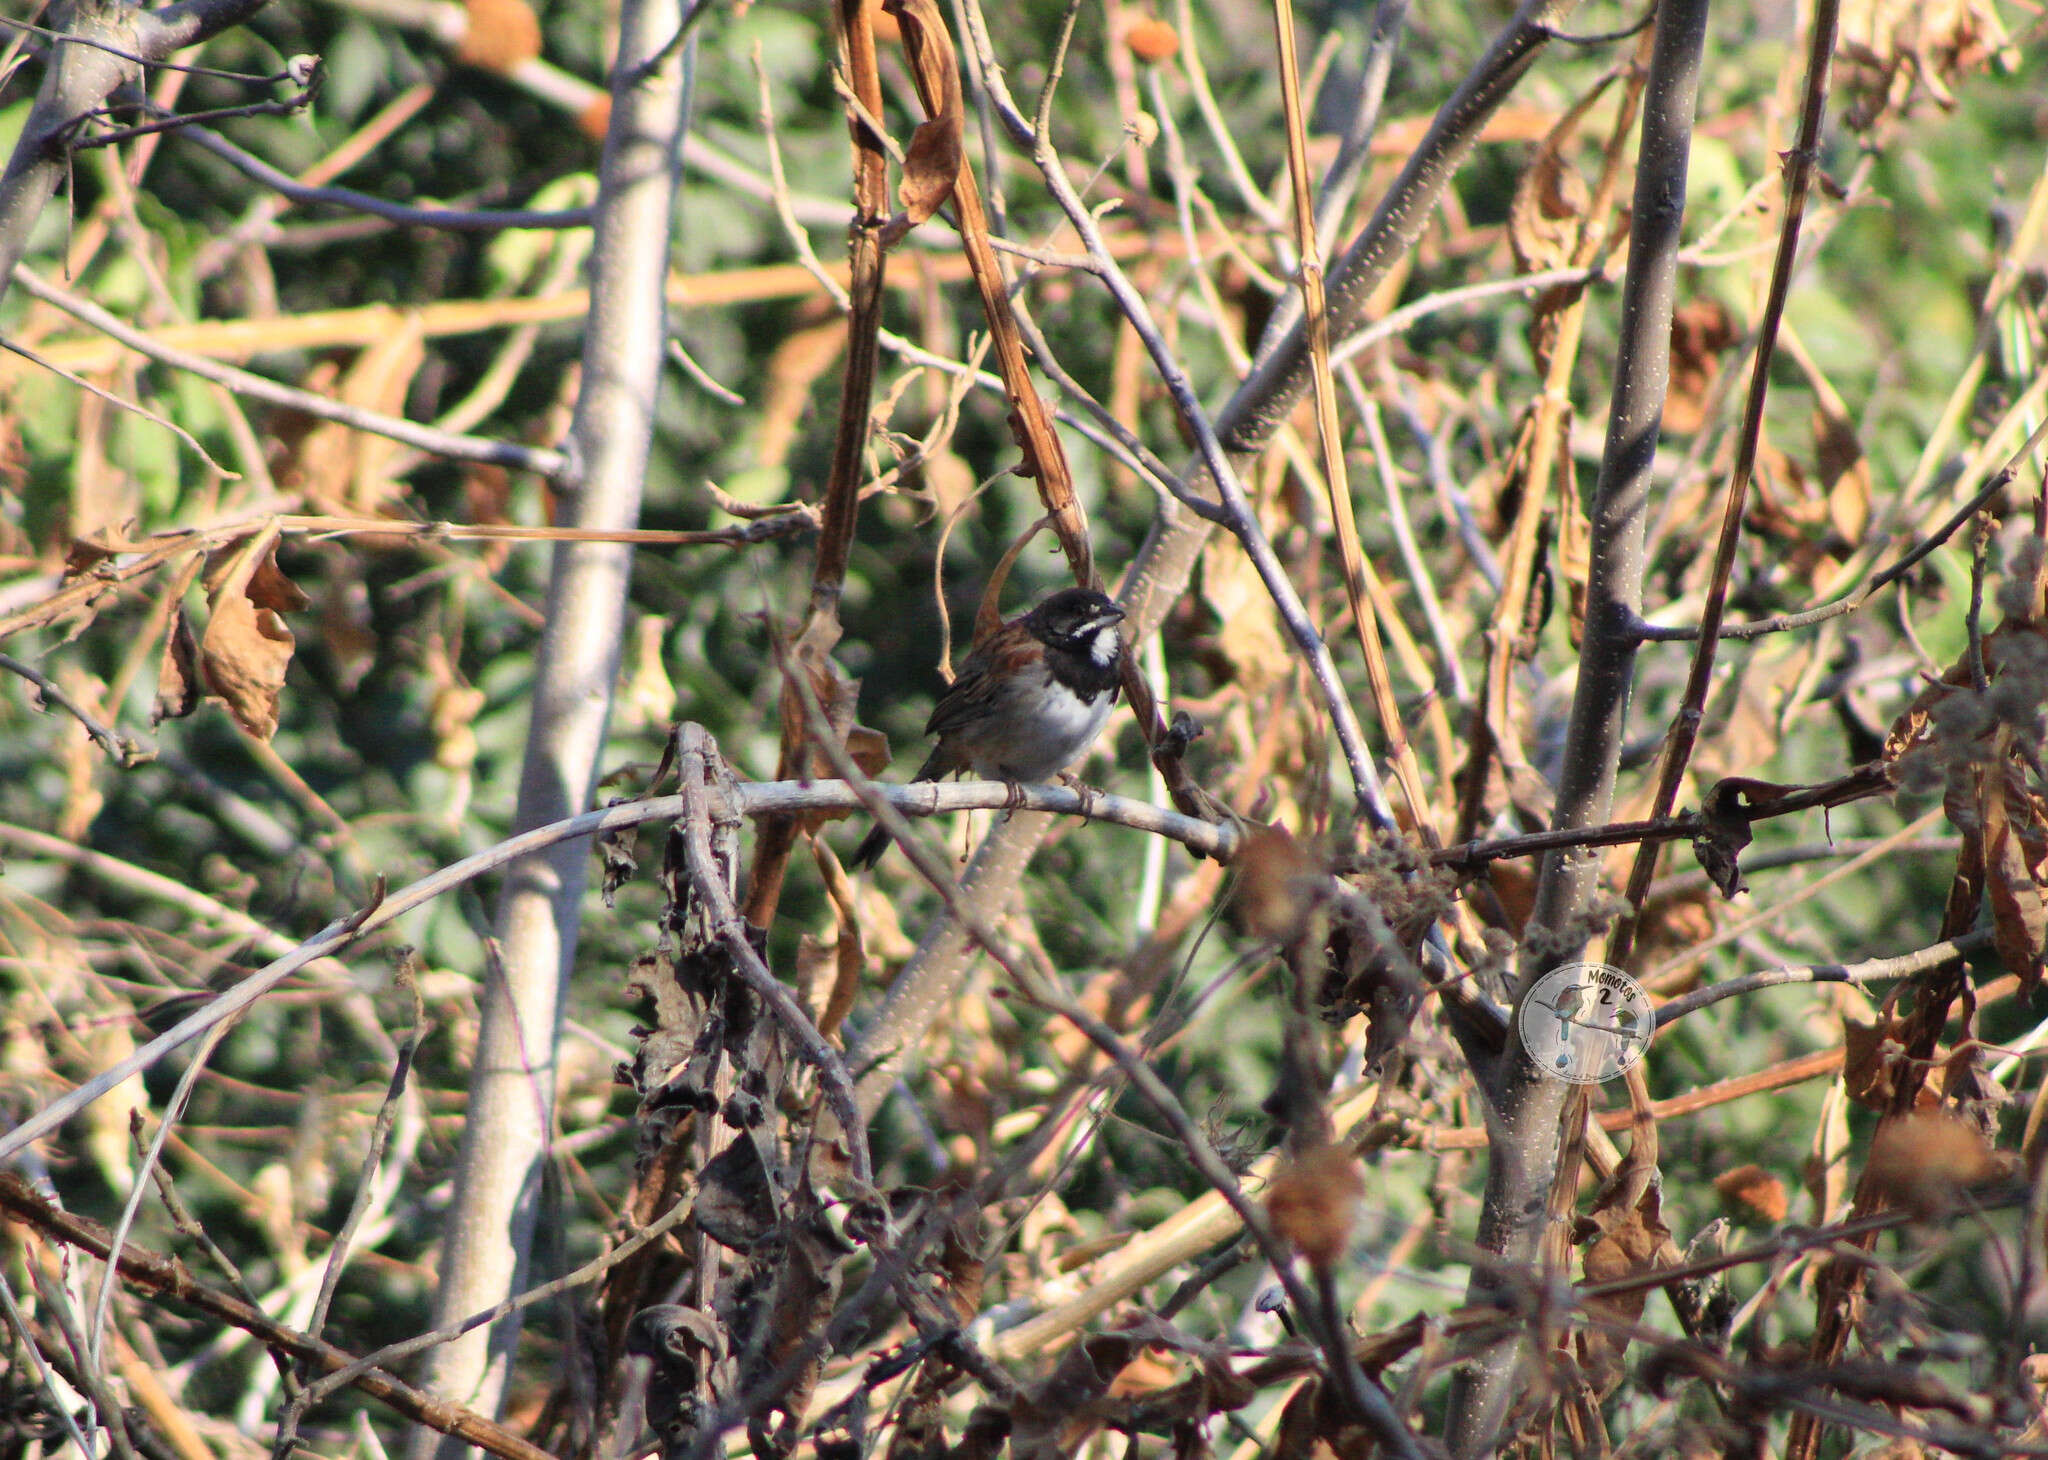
1711, 1163, 1788, 1223
455, 0, 542, 71
1842, 1012, 1907, 1112
1814, 405, 1872, 544
1106, 1347, 1180, 1398
1666, 298, 1736, 435
1125, 16, 1179, 62
1866, 1111, 1998, 1218
1983, 748, 2048, 992
844, 725, 891, 780
1266, 1144, 1363, 1270
1230, 823, 1325, 945
1576, 1198, 1668, 1396
881, 0, 964, 249
1507, 91, 1596, 277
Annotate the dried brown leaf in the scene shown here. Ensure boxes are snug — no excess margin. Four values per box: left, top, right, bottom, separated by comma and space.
151, 604, 200, 726
1576, 1196, 1668, 1396
199, 530, 307, 740
1866, 1110, 1998, 1218
1983, 748, 2048, 992
1266, 1143, 1364, 1271
785, 621, 888, 830
277, 326, 427, 511
1229, 823, 1325, 945
1200, 536, 1288, 693
1840, 0, 2018, 130
882, 0, 964, 244
1507, 91, 1597, 277
1814, 405, 1872, 544
1665, 297, 1736, 435
1711, 1163, 1788, 1224
454, 0, 542, 71
895, 114, 962, 232
1843, 1011, 1916, 1112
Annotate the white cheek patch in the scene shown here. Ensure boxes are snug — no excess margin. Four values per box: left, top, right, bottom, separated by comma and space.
1086, 624, 1120, 666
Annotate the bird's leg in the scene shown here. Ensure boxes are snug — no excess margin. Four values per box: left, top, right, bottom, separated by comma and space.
1058, 770, 1100, 823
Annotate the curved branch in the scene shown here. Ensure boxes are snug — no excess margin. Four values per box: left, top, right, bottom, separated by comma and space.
1652, 933, 1991, 1030
0, 651, 151, 765
179, 125, 597, 231
0, 769, 1233, 1170
10, 265, 574, 482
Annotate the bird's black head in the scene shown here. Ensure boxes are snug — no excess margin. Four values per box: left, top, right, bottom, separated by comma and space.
1024, 588, 1126, 664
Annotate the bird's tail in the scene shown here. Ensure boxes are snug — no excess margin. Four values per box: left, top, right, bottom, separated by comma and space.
847, 822, 893, 871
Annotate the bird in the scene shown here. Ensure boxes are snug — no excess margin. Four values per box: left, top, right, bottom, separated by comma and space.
848, 586, 1126, 870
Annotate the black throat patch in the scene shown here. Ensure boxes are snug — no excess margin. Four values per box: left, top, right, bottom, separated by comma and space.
1042, 635, 1122, 703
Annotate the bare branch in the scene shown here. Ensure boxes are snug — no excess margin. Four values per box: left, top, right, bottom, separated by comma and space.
10, 264, 575, 482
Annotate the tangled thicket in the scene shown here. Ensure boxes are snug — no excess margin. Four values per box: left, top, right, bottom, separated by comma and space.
3, 0, 2047, 1456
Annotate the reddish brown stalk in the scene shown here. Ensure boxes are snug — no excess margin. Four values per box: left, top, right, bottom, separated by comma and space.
737, 0, 891, 932
886, 0, 1096, 590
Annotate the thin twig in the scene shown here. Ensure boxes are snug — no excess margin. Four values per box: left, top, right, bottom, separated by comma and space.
0, 650, 151, 765
1652, 932, 1992, 1029
1605, 0, 1847, 968
0, 335, 237, 476
0, 1173, 601, 1460
9, 265, 575, 482
1636, 408, 2048, 642
178, 117, 591, 231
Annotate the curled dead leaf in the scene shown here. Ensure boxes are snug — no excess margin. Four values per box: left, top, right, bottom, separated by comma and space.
1814, 405, 1871, 544
1983, 747, 2048, 993
152, 605, 200, 726
881, 0, 965, 245
200, 531, 309, 740
1576, 1194, 1669, 1397
1839, 0, 2018, 131
889, 113, 962, 241
1666, 297, 1736, 435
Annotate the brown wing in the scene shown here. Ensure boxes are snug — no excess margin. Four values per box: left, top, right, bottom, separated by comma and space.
921, 638, 999, 741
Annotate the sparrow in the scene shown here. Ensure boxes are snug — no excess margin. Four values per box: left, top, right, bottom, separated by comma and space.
849, 586, 1127, 870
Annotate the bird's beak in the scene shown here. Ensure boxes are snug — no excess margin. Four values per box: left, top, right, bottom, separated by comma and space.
1098, 604, 1127, 626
